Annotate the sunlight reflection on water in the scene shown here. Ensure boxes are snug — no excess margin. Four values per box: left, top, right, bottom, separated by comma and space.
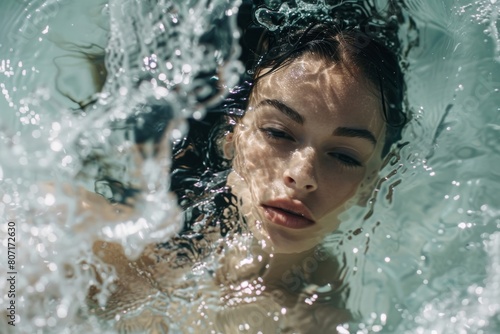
0, 0, 498, 333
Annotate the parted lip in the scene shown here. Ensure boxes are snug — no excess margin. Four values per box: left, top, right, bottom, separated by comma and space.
261, 198, 315, 223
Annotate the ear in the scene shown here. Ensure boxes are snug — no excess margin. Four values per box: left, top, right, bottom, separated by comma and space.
223, 132, 235, 160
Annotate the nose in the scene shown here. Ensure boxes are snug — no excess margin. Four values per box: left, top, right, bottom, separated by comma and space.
283, 148, 318, 193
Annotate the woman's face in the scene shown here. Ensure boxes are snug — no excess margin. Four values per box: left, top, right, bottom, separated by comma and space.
227, 54, 386, 254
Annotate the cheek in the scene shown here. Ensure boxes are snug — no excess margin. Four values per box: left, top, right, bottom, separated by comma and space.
233, 130, 258, 175
234, 129, 276, 178
232, 129, 288, 208
317, 168, 366, 215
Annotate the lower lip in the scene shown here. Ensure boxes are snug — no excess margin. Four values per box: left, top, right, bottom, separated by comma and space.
261, 206, 315, 229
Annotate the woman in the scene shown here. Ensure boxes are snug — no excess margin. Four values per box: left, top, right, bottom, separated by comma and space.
226, 22, 405, 253
83, 21, 407, 333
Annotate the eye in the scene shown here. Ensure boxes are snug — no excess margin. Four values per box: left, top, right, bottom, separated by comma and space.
329, 152, 362, 168
259, 127, 294, 141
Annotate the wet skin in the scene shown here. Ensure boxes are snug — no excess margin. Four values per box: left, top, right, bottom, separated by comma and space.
78, 53, 389, 333
227, 54, 387, 254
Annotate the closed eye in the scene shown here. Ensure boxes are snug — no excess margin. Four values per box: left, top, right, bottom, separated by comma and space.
329, 152, 362, 167
259, 127, 294, 141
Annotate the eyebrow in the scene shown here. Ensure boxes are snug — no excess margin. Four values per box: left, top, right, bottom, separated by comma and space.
257, 99, 304, 124
333, 127, 377, 145
257, 98, 377, 145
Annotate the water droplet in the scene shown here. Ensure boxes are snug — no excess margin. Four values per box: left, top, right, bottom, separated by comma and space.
2, 194, 12, 204
57, 305, 68, 318
44, 193, 55, 206
50, 140, 62, 152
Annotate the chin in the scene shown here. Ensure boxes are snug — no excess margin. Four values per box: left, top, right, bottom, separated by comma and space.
252, 220, 320, 254
270, 236, 319, 254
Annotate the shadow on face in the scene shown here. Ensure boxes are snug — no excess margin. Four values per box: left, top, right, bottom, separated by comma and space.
225, 54, 387, 254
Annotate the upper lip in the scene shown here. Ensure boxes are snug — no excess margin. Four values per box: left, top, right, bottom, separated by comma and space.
262, 198, 315, 222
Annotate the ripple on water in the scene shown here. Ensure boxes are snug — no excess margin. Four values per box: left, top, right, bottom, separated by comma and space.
0, 0, 499, 333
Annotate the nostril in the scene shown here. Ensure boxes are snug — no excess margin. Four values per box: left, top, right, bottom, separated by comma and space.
305, 184, 314, 190
284, 176, 295, 186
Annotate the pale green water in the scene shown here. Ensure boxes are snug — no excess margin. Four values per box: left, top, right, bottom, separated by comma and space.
0, 0, 499, 333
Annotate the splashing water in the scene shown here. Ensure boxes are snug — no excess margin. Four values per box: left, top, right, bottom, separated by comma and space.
0, 0, 499, 333
463, 0, 500, 62
1, 0, 242, 332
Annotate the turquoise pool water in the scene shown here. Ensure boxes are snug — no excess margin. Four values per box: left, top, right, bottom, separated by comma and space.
0, 0, 499, 333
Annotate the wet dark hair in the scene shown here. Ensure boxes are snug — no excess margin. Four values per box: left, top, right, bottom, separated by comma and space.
244, 22, 407, 156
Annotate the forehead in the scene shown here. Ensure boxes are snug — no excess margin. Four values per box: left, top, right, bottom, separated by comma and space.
250, 54, 386, 138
